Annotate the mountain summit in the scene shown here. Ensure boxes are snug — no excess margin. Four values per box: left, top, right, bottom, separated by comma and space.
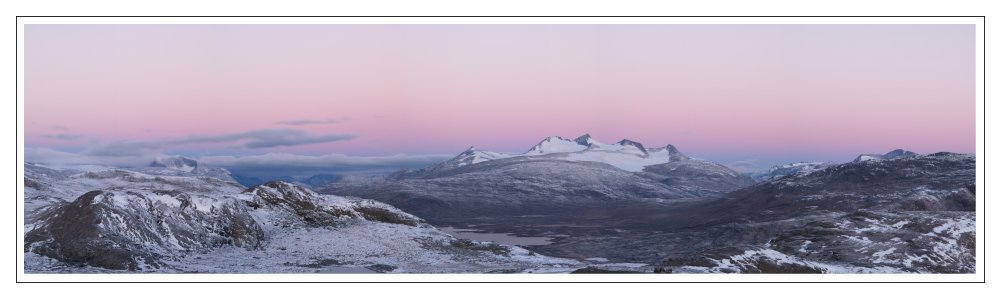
525, 136, 587, 155
664, 144, 690, 162
150, 156, 200, 172
146, 156, 237, 184
573, 134, 594, 146
853, 149, 918, 162
438, 135, 696, 172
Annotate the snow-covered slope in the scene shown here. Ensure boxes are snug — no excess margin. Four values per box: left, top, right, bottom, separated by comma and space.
524, 136, 590, 155
25, 189, 263, 270
560, 143, 667, 172
429, 134, 693, 172
659, 152, 976, 273
24, 163, 244, 214
437, 147, 517, 169
23, 166, 584, 273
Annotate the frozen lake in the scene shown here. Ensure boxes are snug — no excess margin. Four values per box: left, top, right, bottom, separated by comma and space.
439, 227, 553, 246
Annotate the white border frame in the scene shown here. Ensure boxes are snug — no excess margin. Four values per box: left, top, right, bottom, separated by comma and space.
14, 16, 986, 283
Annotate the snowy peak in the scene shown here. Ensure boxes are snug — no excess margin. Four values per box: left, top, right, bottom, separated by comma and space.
456, 146, 479, 158
664, 144, 691, 162
573, 134, 594, 146
883, 149, 918, 159
447, 146, 514, 167
430, 135, 704, 172
523, 135, 654, 158
615, 139, 649, 156
752, 161, 833, 181
144, 156, 237, 183
854, 149, 918, 162
525, 136, 588, 155
150, 156, 199, 172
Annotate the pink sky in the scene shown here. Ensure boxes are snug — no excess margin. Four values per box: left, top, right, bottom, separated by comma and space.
24, 24, 975, 164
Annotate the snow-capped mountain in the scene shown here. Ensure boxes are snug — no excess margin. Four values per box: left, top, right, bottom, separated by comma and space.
150, 156, 199, 172
433, 147, 517, 170
752, 161, 835, 182
525, 136, 591, 155
23, 164, 586, 273
431, 134, 693, 172
323, 135, 752, 226
751, 149, 924, 182
144, 156, 238, 184
23, 144, 976, 273
853, 149, 918, 162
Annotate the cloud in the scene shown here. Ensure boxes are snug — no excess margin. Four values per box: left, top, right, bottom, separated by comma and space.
49, 125, 69, 131
199, 152, 452, 168
200, 152, 452, 178
171, 129, 355, 148
41, 134, 82, 140
81, 140, 162, 157
276, 117, 350, 126
216, 129, 354, 148
78, 128, 355, 157
25, 147, 161, 167
25, 147, 451, 175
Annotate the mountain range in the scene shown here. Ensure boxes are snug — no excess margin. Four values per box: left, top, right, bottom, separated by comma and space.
22, 135, 976, 273
24, 163, 603, 273
649, 152, 975, 273
321, 135, 753, 225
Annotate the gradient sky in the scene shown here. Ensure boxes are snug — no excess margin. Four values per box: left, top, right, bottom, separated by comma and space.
24, 24, 975, 169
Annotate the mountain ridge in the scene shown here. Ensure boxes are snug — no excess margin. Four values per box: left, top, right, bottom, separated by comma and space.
406, 134, 697, 175
321, 135, 754, 226
23, 166, 587, 273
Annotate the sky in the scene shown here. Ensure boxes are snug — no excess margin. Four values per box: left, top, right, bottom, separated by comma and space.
24, 24, 976, 173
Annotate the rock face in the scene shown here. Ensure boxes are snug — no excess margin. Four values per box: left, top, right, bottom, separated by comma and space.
25, 190, 263, 270
244, 181, 424, 227
664, 144, 691, 162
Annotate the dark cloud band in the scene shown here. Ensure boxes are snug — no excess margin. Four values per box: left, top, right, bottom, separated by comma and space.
77, 128, 356, 157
